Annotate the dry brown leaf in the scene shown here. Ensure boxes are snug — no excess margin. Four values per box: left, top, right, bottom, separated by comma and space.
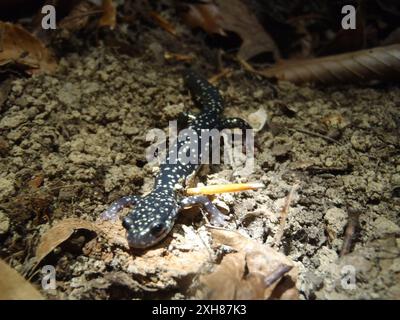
201, 251, 246, 299
98, 0, 116, 29
182, 2, 225, 35
260, 44, 400, 85
182, 0, 280, 61
59, 1, 99, 32
35, 218, 100, 264
0, 259, 44, 300
200, 229, 298, 299
216, 0, 279, 61
0, 22, 57, 74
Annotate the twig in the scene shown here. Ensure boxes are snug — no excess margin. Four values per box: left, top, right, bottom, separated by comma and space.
306, 165, 351, 175
288, 127, 340, 144
208, 68, 233, 84
340, 208, 361, 256
264, 264, 293, 287
60, 10, 104, 25
237, 57, 257, 73
274, 182, 299, 247
149, 11, 177, 37
204, 224, 230, 231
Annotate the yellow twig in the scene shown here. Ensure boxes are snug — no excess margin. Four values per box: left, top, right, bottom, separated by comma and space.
186, 182, 265, 195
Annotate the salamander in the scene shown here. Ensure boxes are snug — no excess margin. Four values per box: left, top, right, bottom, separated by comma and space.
101, 70, 251, 248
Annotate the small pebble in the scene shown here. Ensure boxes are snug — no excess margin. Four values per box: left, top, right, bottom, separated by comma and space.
0, 210, 10, 235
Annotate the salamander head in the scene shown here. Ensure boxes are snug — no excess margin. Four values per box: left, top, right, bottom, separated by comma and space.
122, 192, 178, 249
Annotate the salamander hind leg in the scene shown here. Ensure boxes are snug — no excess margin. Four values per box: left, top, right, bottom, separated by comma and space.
100, 195, 140, 221
181, 195, 229, 226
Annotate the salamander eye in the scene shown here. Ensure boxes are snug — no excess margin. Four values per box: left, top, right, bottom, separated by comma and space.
150, 222, 166, 237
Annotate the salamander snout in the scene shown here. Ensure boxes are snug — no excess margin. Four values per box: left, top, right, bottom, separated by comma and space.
125, 220, 172, 249
122, 194, 178, 249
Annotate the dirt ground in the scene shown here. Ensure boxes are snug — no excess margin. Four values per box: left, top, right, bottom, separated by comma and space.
1, 23, 400, 300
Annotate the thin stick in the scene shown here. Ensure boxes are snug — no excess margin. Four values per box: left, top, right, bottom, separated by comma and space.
264, 264, 293, 287
186, 182, 265, 196
60, 10, 104, 25
288, 127, 340, 144
274, 182, 299, 247
340, 208, 360, 256
208, 68, 233, 84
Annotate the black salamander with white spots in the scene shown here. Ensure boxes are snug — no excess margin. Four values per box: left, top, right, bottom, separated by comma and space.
101, 70, 251, 248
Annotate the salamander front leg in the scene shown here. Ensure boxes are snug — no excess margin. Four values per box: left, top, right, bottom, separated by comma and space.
177, 112, 197, 130
181, 196, 229, 226
218, 117, 252, 130
100, 195, 140, 221
218, 117, 254, 152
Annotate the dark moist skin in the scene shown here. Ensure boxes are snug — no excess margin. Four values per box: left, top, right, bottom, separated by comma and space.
101, 70, 251, 249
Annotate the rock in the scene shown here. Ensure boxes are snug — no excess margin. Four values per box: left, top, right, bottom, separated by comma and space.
0, 176, 15, 202
0, 210, 10, 235
366, 180, 384, 201
121, 124, 139, 136
324, 207, 348, 237
391, 173, 400, 186
390, 258, 400, 273
248, 108, 268, 132
11, 81, 23, 95
0, 111, 28, 129
252, 89, 264, 99
372, 217, 400, 236
163, 103, 185, 120
98, 71, 109, 82
350, 130, 371, 152
57, 82, 81, 107
316, 246, 339, 273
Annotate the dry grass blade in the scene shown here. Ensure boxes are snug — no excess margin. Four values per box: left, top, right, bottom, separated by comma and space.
149, 11, 177, 37
164, 51, 193, 62
261, 44, 400, 84
0, 259, 44, 300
